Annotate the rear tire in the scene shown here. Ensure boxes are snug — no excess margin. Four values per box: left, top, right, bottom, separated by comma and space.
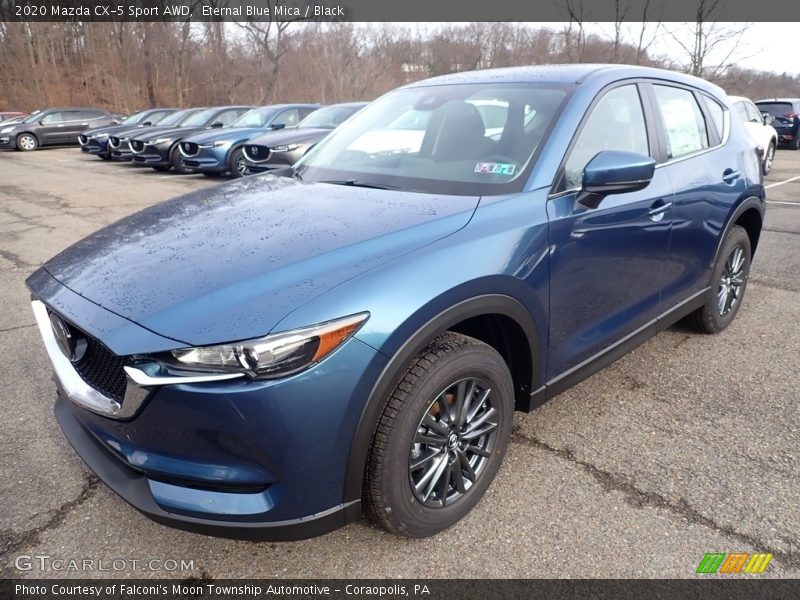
686, 225, 751, 334
365, 332, 514, 538
762, 141, 775, 175
16, 133, 38, 151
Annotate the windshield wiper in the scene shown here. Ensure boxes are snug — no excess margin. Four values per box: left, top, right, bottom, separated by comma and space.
321, 179, 405, 191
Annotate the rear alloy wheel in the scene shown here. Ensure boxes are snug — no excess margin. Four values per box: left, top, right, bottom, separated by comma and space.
686, 224, 751, 334
16, 133, 38, 152
762, 142, 775, 175
366, 332, 514, 537
228, 148, 248, 178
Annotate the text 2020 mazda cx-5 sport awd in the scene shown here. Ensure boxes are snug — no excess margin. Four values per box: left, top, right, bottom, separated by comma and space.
28, 65, 764, 540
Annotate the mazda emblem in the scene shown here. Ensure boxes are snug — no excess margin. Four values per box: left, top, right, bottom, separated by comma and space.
49, 313, 86, 363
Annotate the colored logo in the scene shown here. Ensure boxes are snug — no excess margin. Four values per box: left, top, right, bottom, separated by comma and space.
696, 552, 773, 574
474, 162, 516, 175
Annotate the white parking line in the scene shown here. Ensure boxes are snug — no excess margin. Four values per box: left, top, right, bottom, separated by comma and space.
765, 175, 800, 189
766, 200, 800, 206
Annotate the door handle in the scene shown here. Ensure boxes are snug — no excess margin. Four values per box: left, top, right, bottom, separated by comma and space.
722, 169, 741, 184
648, 200, 672, 222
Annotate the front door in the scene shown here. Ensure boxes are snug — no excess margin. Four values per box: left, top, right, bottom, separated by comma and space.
546, 83, 674, 380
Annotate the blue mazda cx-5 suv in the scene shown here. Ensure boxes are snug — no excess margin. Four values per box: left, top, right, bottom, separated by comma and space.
27, 65, 764, 540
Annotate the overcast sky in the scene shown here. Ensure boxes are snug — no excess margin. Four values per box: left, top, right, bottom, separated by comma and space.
394, 22, 796, 77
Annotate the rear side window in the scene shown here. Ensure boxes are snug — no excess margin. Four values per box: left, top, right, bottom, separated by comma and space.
733, 101, 749, 124
653, 85, 709, 159
563, 84, 649, 190
80, 110, 105, 120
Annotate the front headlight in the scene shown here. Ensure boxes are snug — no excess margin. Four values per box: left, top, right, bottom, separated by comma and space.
170, 312, 369, 378
211, 140, 232, 149
0, 127, 13, 134
271, 144, 302, 153
89, 133, 109, 140
152, 137, 173, 145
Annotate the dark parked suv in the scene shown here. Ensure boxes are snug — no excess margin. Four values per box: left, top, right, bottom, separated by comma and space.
0, 108, 116, 151
108, 108, 198, 162
756, 99, 800, 149
78, 108, 177, 160
27, 65, 764, 541
129, 106, 253, 172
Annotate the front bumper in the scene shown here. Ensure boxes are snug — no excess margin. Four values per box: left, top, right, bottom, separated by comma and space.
181, 146, 228, 172
80, 138, 109, 155
0, 136, 15, 149
29, 276, 387, 539
130, 143, 170, 166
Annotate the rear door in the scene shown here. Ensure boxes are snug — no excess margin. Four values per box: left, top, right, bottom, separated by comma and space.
546, 82, 675, 379
56, 110, 87, 143
650, 84, 746, 307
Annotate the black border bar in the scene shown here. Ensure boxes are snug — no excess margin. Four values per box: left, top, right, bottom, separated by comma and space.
2, 0, 800, 22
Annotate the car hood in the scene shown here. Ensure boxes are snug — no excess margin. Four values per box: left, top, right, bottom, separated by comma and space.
131, 126, 205, 142
245, 127, 331, 147
42, 175, 479, 346
183, 127, 265, 145
84, 123, 142, 136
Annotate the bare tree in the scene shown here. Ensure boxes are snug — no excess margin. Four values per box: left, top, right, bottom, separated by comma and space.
667, 0, 752, 78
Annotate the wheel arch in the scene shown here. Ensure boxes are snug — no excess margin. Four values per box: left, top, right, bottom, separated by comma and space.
15, 131, 39, 148
714, 196, 764, 264
343, 293, 541, 505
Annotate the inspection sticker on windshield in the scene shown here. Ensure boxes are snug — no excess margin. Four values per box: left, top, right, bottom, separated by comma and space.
474, 162, 516, 175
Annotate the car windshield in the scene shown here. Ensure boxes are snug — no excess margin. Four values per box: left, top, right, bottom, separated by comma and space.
231, 107, 278, 128
179, 108, 218, 128
22, 111, 43, 124
298, 105, 362, 129
154, 109, 196, 127
121, 110, 148, 126
295, 84, 568, 195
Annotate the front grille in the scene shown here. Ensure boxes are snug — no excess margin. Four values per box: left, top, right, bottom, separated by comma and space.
130, 140, 144, 152
78, 134, 88, 145
244, 144, 269, 162
181, 141, 199, 156
66, 322, 130, 403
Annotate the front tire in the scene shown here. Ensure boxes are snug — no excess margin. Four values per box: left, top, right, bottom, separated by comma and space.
365, 332, 514, 538
228, 148, 248, 178
762, 141, 775, 175
686, 224, 751, 334
170, 144, 192, 174
16, 133, 38, 151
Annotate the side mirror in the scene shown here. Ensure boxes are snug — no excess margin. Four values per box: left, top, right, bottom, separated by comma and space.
142, 121, 152, 126
577, 150, 656, 209
762, 113, 774, 126
210, 121, 224, 129
270, 123, 286, 130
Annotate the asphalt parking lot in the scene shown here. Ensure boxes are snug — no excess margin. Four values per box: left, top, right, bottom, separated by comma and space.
0, 147, 798, 579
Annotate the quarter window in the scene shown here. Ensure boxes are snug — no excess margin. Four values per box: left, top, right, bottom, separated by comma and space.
653, 85, 709, 159
701, 95, 725, 138
563, 84, 649, 190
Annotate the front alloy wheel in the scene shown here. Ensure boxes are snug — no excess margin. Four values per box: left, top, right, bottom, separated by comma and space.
366, 332, 514, 537
762, 142, 775, 175
16, 133, 38, 151
409, 377, 498, 508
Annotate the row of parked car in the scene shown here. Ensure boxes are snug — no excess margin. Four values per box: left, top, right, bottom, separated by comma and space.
1, 95, 798, 179
0, 103, 368, 178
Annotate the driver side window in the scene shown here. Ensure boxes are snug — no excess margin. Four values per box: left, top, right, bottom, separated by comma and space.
563, 85, 649, 190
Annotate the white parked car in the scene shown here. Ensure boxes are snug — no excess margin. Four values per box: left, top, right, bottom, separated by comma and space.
729, 95, 778, 175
